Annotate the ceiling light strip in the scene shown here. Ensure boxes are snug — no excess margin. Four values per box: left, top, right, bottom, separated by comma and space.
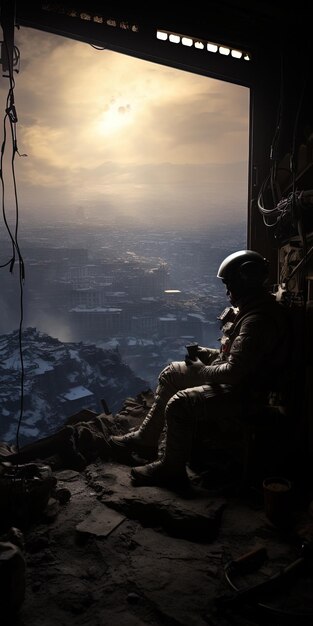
41, 5, 251, 61
156, 30, 251, 61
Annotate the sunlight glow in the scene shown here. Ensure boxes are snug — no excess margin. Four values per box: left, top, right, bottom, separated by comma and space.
96, 99, 134, 135
12, 26, 249, 222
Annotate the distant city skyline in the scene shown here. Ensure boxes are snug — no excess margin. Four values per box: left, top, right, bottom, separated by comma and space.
0, 221, 245, 384
0, 25, 249, 229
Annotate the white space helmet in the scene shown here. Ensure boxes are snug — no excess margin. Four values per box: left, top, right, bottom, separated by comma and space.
217, 250, 269, 285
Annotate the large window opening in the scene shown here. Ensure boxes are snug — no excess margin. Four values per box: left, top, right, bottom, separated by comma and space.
0, 25, 249, 444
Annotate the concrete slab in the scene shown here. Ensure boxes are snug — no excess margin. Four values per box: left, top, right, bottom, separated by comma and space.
76, 503, 126, 537
86, 461, 227, 542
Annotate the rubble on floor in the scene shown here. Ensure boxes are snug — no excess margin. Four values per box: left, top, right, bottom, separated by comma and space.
0, 456, 312, 626
1, 392, 313, 625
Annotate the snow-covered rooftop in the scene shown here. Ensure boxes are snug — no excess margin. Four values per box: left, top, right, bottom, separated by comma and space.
62, 386, 94, 401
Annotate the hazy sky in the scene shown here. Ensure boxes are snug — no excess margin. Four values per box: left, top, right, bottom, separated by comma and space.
1, 25, 249, 229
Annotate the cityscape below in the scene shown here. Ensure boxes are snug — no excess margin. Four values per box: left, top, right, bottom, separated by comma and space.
0, 217, 246, 443
1, 218, 246, 382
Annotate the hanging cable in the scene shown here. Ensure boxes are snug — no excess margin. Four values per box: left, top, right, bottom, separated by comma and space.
256, 50, 285, 232
0, 16, 26, 454
257, 31, 312, 262
269, 48, 285, 208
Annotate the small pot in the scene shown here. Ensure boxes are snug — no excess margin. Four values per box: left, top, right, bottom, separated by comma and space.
263, 476, 293, 528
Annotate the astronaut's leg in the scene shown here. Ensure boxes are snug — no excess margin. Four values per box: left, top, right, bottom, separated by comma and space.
109, 361, 209, 459
130, 385, 243, 487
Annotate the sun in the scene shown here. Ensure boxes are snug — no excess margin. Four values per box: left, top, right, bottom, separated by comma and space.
96, 99, 134, 136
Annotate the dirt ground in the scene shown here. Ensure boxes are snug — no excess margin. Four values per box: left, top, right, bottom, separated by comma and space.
3, 456, 313, 626
2, 393, 313, 626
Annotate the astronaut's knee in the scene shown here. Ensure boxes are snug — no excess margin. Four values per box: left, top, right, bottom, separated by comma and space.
158, 362, 180, 385
158, 367, 169, 384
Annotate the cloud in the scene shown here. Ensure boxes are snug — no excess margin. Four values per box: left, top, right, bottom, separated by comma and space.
1, 26, 249, 226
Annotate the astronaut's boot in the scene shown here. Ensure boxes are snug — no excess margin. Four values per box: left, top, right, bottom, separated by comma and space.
109, 371, 179, 460
130, 397, 193, 489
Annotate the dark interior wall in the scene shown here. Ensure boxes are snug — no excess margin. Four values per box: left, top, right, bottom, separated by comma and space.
260, 25, 313, 472
249, 14, 313, 267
